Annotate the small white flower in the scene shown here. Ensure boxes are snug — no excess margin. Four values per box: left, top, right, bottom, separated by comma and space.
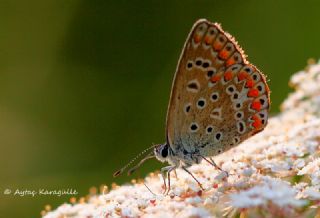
293, 158, 306, 170
214, 171, 228, 181
185, 196, 203, 204
303, 186, 320, 200
298, 158, 320, 175
242, 167, 255, 177
229, 179, 306, 208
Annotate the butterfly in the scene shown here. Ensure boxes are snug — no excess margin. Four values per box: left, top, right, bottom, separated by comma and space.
114, 19, 270, 193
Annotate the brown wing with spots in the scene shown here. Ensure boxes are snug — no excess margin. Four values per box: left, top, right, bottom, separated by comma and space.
166, 19, 270, 157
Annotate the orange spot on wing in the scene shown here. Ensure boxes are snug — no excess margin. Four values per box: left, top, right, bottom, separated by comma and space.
238, 71, 249, 81
211, 75, 220, 83
194, 35, 201, 43
213, 43, 222, 51
252, 115, 262, 129
204, 36, 212, 44
245, 79, 254, 88
226, 58, 235, 67
248, 89, 259, 97
219, 50, 229, 60
224, 71, 233, 81
251, 101, 261, 111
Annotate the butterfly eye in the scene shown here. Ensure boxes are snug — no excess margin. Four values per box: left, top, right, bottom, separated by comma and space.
161, 145, 169, 158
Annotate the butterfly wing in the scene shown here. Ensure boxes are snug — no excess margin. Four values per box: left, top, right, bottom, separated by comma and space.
166, 19, 270, 157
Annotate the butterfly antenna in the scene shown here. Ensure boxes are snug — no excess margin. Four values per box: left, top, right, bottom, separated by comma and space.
113, 145, 155, 177
143, 182, 157, 196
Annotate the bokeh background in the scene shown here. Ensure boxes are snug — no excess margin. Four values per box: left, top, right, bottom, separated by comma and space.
1, 1, 320, 217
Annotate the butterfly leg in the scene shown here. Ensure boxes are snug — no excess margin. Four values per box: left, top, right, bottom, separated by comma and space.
161, 166, 176, 195
181, 166, 204, 191
209, 157, 229, 177
174, 169, 178, 178
199, 155, 229, 177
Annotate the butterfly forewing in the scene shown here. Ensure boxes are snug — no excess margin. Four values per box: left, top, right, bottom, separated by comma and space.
166, 19, 270, 157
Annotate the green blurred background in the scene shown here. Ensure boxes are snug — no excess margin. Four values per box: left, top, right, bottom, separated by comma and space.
1, 0, 320, 217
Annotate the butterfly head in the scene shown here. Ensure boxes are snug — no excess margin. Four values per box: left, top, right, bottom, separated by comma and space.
154, 143, 171, 163
113, 143, 174, 178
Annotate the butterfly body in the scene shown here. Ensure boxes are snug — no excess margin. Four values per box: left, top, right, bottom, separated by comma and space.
155, 19, 270, 184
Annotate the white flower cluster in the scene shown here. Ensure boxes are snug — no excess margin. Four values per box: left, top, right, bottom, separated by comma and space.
229, 177, 306, 208
43, 61, 320, 218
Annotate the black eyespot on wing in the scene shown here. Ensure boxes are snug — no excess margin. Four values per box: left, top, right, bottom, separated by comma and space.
232, 66, 238, 71
211, 93, 218, 101
190, 123, 198, 131
207, 70, 214, 77
236, 112, 242, 118
257, 85, 263, 91
253, 74, 258, 80
202, 62, 210, 68
188, 82, 199, 90
196, 60, 202, 66
197, 99, 205, 107
187, 62, 193, 69
215, 132, 222, 140
244, 67, 252, 73
233, 93, 239, 99
239, 122, 244, 132
228, 86, 234, 92
185, 105, 191, 113
206, 126, 213, 133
